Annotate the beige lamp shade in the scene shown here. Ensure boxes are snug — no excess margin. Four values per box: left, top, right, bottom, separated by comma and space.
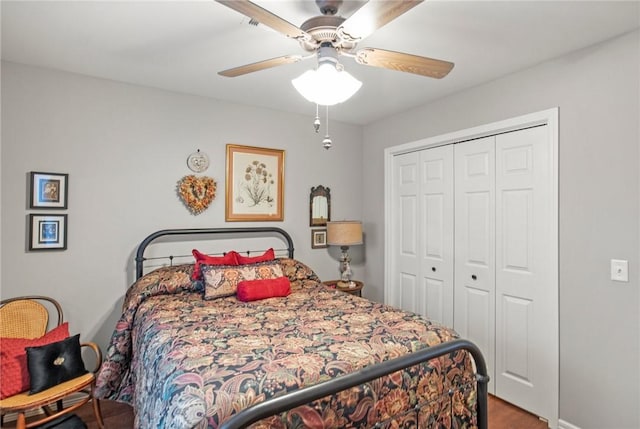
327, 221, 363, 246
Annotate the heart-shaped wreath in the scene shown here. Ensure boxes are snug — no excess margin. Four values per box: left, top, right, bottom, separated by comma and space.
177, 175, 216, 215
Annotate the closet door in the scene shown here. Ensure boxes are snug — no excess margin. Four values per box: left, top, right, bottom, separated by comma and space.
454, 136, 496, 393
389, 147, 454, 326
419, 145, 454, 326
494, 126, 556, 418
385, 111, 558, 425
390, 152, 419, 311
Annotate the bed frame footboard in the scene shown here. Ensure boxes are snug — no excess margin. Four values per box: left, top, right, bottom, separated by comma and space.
219, 338, 489, 429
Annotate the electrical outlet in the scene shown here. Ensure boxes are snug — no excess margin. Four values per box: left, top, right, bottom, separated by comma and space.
611, 259, 628, 282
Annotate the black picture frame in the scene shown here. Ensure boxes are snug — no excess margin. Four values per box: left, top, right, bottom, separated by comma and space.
28, 214, 68, 251
29, 172, 68, 209
311, 228, 328, 249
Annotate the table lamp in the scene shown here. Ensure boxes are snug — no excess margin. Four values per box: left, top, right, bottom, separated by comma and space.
326, 221, 363, 287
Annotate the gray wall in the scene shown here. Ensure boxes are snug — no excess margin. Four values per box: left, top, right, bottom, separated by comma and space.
362, 31, 639, 429
2, 29, 639, 429
0, 61, 364, 349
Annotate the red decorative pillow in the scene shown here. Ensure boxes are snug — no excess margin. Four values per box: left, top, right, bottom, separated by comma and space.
236, 248, 275, 265
0, 322, 70, 399
191, 249, 239, 280
236, 277, 291, 302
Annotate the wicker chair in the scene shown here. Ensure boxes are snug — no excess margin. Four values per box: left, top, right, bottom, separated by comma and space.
0, 296, 104, 429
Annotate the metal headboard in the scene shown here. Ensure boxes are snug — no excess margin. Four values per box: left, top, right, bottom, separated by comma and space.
135, 227, 295, 280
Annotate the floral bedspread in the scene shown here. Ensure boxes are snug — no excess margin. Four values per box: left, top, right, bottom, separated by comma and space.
95, 259, 478, 429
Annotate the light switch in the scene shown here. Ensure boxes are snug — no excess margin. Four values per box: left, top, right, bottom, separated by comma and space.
611, 259, 628, 282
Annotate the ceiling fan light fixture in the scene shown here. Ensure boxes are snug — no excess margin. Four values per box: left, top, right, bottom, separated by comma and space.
292, 61, 362, 106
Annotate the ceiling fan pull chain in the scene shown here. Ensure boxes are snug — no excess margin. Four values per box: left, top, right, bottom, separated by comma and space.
314, 103, 321, 133
323, 105, 332, 150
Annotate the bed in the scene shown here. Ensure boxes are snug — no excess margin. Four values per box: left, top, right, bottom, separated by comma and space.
95, 227, 488, 429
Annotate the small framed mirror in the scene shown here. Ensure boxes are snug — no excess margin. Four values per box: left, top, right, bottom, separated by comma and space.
310, 185, 331, 226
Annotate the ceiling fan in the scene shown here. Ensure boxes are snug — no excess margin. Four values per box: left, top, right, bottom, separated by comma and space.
216, 0, 454, 80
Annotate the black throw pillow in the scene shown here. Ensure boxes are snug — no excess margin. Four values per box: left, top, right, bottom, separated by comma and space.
26, 334, 88, 394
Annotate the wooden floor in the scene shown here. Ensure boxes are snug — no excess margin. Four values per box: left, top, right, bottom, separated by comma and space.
4, 395, 547, 428
488, 395, 547, 429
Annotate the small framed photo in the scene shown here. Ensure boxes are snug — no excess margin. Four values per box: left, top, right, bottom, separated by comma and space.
29, 214, 67, 251
311, 228, 328, 249
29, 172, 68, 209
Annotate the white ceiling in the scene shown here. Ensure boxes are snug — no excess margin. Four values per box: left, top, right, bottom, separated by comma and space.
2, 1, 639, 125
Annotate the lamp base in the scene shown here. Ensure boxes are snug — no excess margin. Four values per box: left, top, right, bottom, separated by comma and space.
339, 245, 353, 283
337, 280, 356, 289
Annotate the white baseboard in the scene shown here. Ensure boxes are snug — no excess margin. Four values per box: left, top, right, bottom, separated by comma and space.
559, 419, 582, 429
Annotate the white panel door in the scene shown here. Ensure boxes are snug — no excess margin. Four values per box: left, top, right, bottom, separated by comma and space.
391, 152, 419, 312
419, 145, 454, 327
385, 110, 558, 427
495, 126, 557, 420
454, 137, 496, 393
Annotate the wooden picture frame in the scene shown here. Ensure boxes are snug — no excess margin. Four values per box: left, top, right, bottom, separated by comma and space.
29, 172, 68, 209
28, 214, 67, 251
311, 228, 328, 249
226, 144, 285, 221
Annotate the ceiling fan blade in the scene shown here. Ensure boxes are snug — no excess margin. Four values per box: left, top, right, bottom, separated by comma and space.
354, 48, 454, 79
216, 0, 310, 41
219, 55, 305, 77
339, 0, 424, 41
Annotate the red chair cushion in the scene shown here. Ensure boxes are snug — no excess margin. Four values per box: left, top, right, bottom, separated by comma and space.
236, 277, 291, 302
0, 322, 70, 399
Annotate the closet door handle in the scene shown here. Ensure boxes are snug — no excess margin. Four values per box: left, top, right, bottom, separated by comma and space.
432, 267, 436, 272
471, 274, 477, 280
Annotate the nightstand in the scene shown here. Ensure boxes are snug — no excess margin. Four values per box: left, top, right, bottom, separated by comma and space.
322, 280, 364, 297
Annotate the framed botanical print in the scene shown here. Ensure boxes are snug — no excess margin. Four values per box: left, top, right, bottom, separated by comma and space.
30, 172, 68, 209
226, 144, 285, 221
28, 214, 67, 251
